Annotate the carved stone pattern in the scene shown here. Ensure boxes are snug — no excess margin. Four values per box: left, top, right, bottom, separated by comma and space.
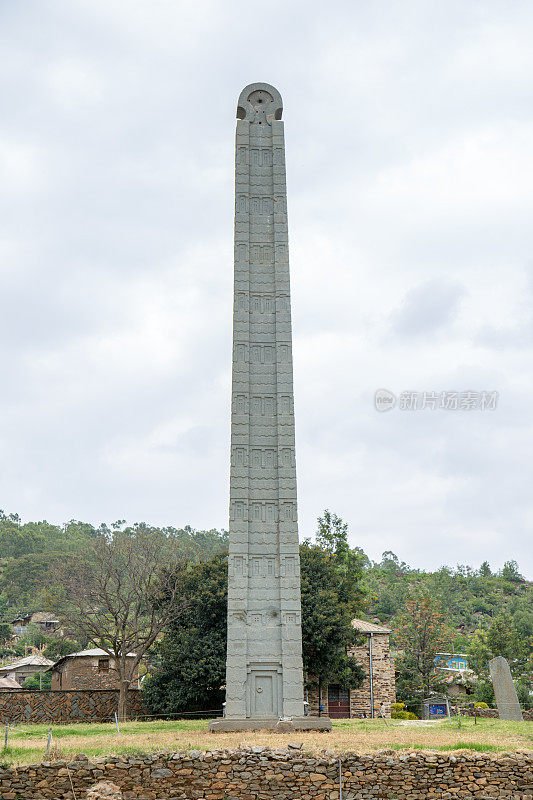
225, 83, 305, 721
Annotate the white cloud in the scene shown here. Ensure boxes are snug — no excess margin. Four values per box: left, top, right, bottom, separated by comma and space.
0, 0, 532, 574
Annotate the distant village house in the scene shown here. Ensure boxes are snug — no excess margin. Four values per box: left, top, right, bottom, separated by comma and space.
48, 649, 139, 691
308, 619, 396, 718
11, 612, 60, 638
434, 652, 475, 699
434, 652, 469, 671
0, 654, 54, 685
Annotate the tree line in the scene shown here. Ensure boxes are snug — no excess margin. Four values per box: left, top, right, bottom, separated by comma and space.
0, 509, 531, 715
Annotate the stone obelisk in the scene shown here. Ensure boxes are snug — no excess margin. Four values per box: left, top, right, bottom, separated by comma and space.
210, 83, 330, 731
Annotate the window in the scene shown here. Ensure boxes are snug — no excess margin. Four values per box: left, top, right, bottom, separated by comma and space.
98, 658, 110, 673
328, 685, 350, 703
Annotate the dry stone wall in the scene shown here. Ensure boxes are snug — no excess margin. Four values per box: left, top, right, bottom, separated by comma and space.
1, 747, 532, 799
458, 707, 533, 721
0, 690, 143, 724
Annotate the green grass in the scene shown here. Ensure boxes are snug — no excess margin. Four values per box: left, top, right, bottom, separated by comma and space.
444, 741, 501, 752
4, 719, 206, 740
0, 717, 529, 767
381, 741, 501, 752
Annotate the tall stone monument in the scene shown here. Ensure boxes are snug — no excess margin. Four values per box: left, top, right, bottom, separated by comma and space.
209, 83, 330, 732
489, 656, 524, 721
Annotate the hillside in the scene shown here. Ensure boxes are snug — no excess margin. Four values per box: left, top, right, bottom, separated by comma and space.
363, 550, 533, 650
0, 511, 228, 615
0, 511, 531, 681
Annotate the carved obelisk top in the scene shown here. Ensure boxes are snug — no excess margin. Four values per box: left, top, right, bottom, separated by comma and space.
209, 84, 330, 731
237, 83, 283, 123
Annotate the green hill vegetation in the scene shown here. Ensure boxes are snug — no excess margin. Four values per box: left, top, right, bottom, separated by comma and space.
0, 509, 531, 709
365, 550, 532, 642
0, 510, 227, 612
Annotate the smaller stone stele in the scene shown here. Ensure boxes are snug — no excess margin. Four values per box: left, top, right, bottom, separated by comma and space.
209, 716, 331, 732
489, 656, 523, 722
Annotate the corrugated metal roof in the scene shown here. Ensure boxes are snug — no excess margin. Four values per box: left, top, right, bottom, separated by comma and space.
47, 648, 138, 672
351, 617, 392, 634
63, 648, 136, 658
30, 612, 59, 624
0, 676, 22, 689
0, 653, 54, 672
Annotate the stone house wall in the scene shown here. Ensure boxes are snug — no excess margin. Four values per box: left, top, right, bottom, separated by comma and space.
51, 655, 138, 691
0, 689, 144, 724
0, 748, 531, 799
308, 632, 396, 718
0, 663, 51, 684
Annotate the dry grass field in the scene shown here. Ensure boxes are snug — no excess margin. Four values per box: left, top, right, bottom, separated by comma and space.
0, 717, 531, 766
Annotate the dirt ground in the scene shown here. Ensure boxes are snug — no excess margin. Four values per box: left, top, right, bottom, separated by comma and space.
1, 717, 531, 766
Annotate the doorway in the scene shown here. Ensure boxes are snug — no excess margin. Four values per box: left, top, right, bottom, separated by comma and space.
247, 668, 281, 718
328, 685, 350, 718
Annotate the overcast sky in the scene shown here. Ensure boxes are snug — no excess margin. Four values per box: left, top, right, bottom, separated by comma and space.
1, 1, 532, 575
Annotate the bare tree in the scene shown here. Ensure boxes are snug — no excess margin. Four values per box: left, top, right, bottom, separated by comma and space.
56, 525, 186, 720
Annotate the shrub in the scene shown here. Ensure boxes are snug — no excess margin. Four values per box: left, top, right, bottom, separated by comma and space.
391, 710, 418, 720
391, 702, 405, 712
474, 680, 494, 706
22, 671, 52, 691
474, 701, 489, 709
515, 681, 533, 710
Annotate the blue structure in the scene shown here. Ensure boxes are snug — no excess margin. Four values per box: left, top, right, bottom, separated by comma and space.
421, 695, 449, 719
435, 653, 468, 671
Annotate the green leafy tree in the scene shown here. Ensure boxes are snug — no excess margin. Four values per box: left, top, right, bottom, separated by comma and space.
474, 679, 495, 706
469, 612, 526, 678
300, 511, 366, 707
54, 526, 186, 720
316, 510, 349, 558
500, 560, 524, 583
300, 541, 365, 705
393, 590, 449, 700
468, 628, 492, 679
0, 622, 12, 645
145, 511, 367, 716
515, 680, 533, 710
487, 612, 523, 661
22, 671, 52, 691
143, 554, 228, 714
43, 637, 81, 662
2, 553, 64, 607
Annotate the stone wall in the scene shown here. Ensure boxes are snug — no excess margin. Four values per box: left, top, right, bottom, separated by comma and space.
348, 632, 396, 717
52, 656, 139, 691
458, 706, 533, 721
0, 689, 144, 724
308, 632, 396, 718
0, 747, 532, 799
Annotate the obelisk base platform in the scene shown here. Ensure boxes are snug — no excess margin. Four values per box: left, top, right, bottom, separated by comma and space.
208, 717, 332, 732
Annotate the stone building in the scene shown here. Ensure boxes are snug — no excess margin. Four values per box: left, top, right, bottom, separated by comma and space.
49, 649, 138, 691
307, 619, 396, 718
11, 612, 60, 638
0, 653, 54, 685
